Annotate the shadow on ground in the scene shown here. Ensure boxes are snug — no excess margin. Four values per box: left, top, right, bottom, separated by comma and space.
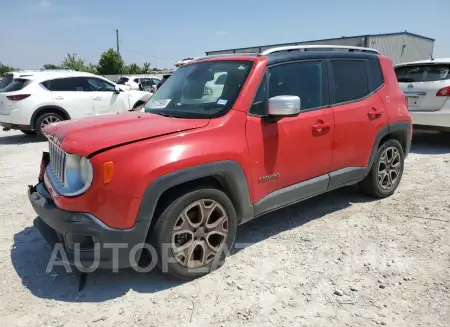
0, 133, 44, 145
410, 131, 450, 155
11, 185, 373, 303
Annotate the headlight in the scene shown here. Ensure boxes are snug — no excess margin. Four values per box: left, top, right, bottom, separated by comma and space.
80, 156, 93, 185
62, 154, 93, 196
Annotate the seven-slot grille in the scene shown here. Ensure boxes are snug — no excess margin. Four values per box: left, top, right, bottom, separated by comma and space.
49, 141, 66, 184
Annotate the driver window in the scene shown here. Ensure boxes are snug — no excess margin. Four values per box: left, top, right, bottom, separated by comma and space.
86, 77, 116, 92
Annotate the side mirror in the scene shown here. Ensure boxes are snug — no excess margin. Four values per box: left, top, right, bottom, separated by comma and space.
114, 86, 121, 94
267, 95, 301, 116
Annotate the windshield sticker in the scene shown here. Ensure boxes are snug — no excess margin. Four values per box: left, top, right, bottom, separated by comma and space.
217, 99, 227, 106
151, 99, 171, 109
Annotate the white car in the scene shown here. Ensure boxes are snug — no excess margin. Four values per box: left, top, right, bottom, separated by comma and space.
0, 71, 152, 138
115, 75, 161, 91
395, 58, 450, 130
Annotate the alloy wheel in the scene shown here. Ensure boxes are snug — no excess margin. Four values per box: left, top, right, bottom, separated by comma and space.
171, 199, 229, 268
40, 115, 61, 129
377, 146, 401, 190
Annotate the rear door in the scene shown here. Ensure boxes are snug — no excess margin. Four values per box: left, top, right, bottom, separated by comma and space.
395, 63, 450, 111
44, 77, 95, 119
329, 59, 388, 172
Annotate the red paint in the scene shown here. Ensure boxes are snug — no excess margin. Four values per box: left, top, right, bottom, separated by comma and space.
41, 54, 411, 229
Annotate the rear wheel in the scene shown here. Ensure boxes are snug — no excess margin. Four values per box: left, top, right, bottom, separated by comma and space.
359, 139, 404, 198
149, 188, 237, 280
20, 130, 36, 136
34, 112, 64, 139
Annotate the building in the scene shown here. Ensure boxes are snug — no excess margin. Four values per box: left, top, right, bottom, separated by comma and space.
205, 32, 435, 65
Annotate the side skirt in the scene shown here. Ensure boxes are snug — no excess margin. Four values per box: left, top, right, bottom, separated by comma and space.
252, 167, 367, 219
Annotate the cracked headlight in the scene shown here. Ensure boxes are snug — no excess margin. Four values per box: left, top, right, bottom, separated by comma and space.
63, 154, 93, 196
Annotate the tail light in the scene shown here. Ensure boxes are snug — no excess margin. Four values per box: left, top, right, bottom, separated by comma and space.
6, 94, 31, 101
436, 86, 450, 97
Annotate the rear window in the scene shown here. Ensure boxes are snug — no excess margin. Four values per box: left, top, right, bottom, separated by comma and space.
1, 78, 32, 92
0, 73, 14, 89
395, 64, 450, 82
116, 77, 129, 84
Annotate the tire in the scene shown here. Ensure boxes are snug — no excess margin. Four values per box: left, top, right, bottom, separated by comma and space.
20, 130, 36, 136
149, 188, 237, 280
34, 112, 64, 139
359, 139, 405, 198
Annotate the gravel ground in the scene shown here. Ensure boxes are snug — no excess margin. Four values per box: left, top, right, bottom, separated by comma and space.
0, 129, 449, 327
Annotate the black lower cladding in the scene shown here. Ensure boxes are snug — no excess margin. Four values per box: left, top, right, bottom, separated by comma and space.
0, 122, 32, 130
28, 183, 151, 269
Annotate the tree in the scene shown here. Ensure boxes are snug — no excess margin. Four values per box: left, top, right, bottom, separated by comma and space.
124, 63, 141, 74
85, 63, 98, 74
97, 48, 124, 75
62, 53, 88, 71
141, 62, 151, 74
0, 64, 17, 76
42, 63, 63, 70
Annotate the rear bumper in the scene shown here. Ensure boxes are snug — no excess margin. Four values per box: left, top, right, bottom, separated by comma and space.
409, 99, 450, 128
28, 183, 150, 270
0, 108, 31, 126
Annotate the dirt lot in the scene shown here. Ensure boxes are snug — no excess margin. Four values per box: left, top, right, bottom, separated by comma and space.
0, 129, 449, 327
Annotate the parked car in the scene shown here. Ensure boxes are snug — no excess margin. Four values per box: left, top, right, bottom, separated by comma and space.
29, 45, 412, 280
395, 58, 450, 131
0, 69, 76, 90
0, 71, 152, 138
156, 73, 172, 89
116, 75, 161, 91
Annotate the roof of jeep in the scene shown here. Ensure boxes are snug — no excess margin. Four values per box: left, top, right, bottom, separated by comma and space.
191, 51, 380, 66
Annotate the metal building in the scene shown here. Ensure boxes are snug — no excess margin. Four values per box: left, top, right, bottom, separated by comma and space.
205, 32, 435, 65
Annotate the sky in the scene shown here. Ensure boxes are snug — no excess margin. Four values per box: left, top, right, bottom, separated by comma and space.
1, 0, 449, 70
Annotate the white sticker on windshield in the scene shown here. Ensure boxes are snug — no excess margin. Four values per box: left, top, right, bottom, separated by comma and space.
151, 99, 171, 109
217, 99, 227, 106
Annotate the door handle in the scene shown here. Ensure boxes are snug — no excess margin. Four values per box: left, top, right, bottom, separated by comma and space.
312, 121, 332, 131
93, 97, 101, 101
368, 107, 383, 118
54, 96, 64, 100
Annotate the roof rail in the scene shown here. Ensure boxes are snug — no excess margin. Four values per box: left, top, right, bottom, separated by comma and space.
195, 53, 258, 61
259, 45, 380, 56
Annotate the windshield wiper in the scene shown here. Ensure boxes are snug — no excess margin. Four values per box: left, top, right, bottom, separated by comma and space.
150, 111, 183, 118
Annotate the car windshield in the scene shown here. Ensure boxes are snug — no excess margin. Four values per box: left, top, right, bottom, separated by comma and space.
395, 64, 450, 82
116, 77, 129, 84
144, 60, 253, 118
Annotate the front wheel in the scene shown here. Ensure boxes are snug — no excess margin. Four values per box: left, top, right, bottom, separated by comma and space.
149, 188, 237, 280
34, 112, 64, 139
359, 139, 405, 198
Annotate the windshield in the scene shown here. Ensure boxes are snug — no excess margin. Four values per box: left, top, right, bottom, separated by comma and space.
395, 64, 450, 82
116, 77, 129, 84
144, 60, 253, 118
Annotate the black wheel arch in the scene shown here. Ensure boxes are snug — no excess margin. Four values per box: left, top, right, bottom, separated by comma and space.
30, 106, 71, 127
367, 121, 411, 171
135, 160, 255, 231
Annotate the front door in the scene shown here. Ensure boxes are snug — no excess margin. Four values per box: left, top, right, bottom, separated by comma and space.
84, 77, 129, 115
48, 77, 94, 119
245, 60, 334, 210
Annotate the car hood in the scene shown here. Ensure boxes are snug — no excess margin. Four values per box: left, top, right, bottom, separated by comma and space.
42, 112, 210, 156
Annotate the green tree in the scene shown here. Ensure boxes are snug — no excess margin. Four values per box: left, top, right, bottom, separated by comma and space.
141, 62, 151, 74
85, 63, 98, 74
97, 48, 124, 75
62, 53, 88, 71
42, 63, 63, 70
0, 64, 17, 76
124, 63, 141, 74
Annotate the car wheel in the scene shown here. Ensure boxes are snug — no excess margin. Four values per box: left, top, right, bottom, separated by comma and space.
149, 188, 237, 280
34, 113, 64, 139
359, 139, 404, 198
20, 130, 36, 136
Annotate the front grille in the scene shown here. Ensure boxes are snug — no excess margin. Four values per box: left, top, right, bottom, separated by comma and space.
49, 141, 66, 184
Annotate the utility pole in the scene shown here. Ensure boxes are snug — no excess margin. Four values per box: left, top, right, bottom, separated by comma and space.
116, 29, 120, 56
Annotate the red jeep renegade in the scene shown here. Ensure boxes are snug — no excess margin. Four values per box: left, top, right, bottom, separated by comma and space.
28, 45, 412, 279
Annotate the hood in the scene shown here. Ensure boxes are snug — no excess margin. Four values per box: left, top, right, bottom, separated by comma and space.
43, 112, 210, 156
